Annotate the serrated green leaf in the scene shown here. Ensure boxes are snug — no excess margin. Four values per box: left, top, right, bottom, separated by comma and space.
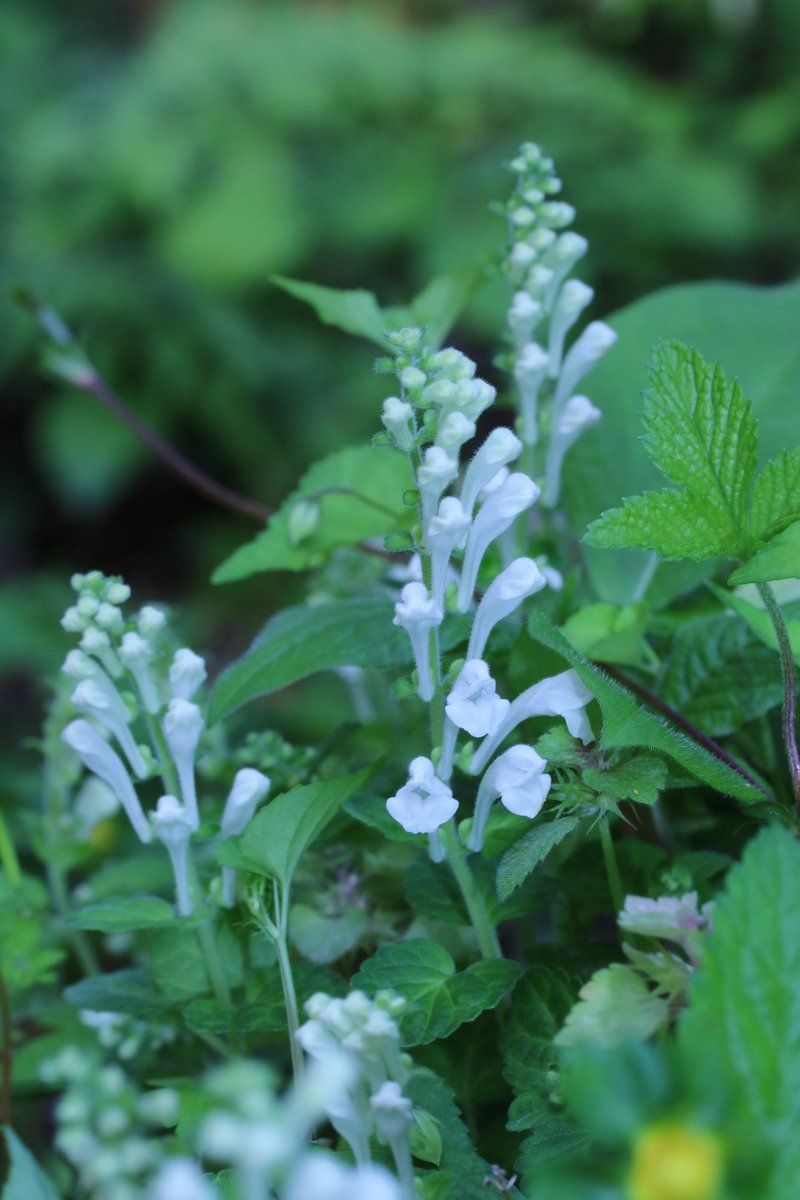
407, 266, 485, 349
556, 964, 670, 1047
583, 756, 667, 806
271, 275, 389, 345
730, 519, 800, 585
67, 894, 176, 932
240, 770, 369, 889
406, 1068, 490, 1198
1, 1128, 61, 1200
659, 613, 784, 735
680, 827, 800, 1192
352, 939, 520, 1045
750, 450, 800, 542
213, 444, 413, 583
585, 490, 739, 559
496, 817, 580, 902
501, 967, 575, 1130
527, 611, 767, 806
709, 584, 800, 665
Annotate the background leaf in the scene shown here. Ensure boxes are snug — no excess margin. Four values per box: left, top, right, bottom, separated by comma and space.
1, 1128, 61, 1200
496, 817, 580, 902
67, 895, 176, 932
730, 519, 800, 585
271, 276, 390, 346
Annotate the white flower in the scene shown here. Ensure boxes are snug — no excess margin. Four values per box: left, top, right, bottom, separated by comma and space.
508, 241, 536, 273
542, 231, 588, 308
151, 795, 194, 917
460, 427, 522, 518
169, 648, 207, 701
548, 279, 594, 376
457, 473, 540, 611
163, 699, 204, 830
220, 768, 271, 906
393, 583, 442, 703
467, 557, 547, 660
456, 377, 497, 422
71, 674, 147, 778
554, 320, 617, 411
427, 497, 470, 608
147, 1158, 216, 1200
542, 394, 602, 508
137, 605, 166, 638
417, 446, 458, 529
508, 291, 542, 350
478, 465, 509, 501
468, 745, 551, 851
78, 626, 122, 677
513, 342, 549, 444
435, 411, 476, 458
386, 757, 458, 834
381, 396, 415, 451
119, 632, 161, 713
445, 660, 510, 739
430, 348, 476, 380
284, 1157, 403, 1200
62, 720, 151, 843
95, 601, 123, 632
469, 669, 594, 776
399, 365, 426, 391
511, 205, 536, 228
62, 649, 98, 680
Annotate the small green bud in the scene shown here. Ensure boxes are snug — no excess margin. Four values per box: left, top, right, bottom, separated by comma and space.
383, 531, 415, 553
402, 489, 421, 508
287, 500, 321, 546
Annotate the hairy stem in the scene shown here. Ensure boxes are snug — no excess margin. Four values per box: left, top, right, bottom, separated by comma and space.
441, 822, 502, 960
599, 814, 624, 914
274, 880, 304, 1085
757, 582, 800, 810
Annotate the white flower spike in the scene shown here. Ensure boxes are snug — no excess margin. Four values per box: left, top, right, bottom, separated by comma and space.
220, 768, 271, 906
468, 745, 551, 851
163, 699, 204, 830
70, 675, 147, 778
169, 648, 207, 702
445, 660, 510, 739
459, 427, 522, 519
470, 669, 594, 776
467, 557, 546, 660
386, 757, 458, 835
392, 583, 442, 703
62, 720, 151, 844
151, 795, 194, 917
457, 473, 540, 611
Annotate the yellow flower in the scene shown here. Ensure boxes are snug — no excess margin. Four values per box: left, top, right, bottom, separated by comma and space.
627, 1123, 723, 1200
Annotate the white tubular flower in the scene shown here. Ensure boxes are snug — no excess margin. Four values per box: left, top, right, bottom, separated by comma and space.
79, 626, 122, 678
554, 320, 617, 411
147, 1158, 217, 1200
468, 745, 551, 851
399, 365, 426, 392
95, 601, 123, 632
542, 394, 602, 508
381, 396, 415, 451
285, 1157, 403, 1200
137, 606, 166, 638
62, 649, 98, 680
513, 342, 549, 445
445, 660, 510, 739
119, 632, 160, 714
151, 795, 194, 917
467, 557, 547, 660
392, 583, 442, 703
508, 240, 537, 274
523, 264, 554, 300
457, 473, 540, 611
435, 411, 476, 459
71, 675, 147, 779
417, 446, 458, 530
220, 768, 271, 906
62, 720, 151, 844
548, 279, 594, 377
169, 648, 207, 701
508, 291, 543, 351
460, 427, 523, 519
543, 231, 589, 308
431, 348, 477, 381
163, 699, 204, 830
61, 605, 89, 633
427, 497, 470, 609
478, 465, 510, 502
470, 669, 594, 776
386, 756, 458, 834
458, 378, 497, 422
370, 1081, 414, 1195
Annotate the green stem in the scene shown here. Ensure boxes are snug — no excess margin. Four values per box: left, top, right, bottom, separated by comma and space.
196, 919, 231, 1006
599, 815, 624, 914
441, 821, 502, 960
0, 813, 22, 890
757, 582, 800, 811
273, 881, 304, 1085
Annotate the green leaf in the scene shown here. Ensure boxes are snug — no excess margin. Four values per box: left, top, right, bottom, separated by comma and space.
409, 1106, 443, 1167
710, 584, 800, 665
352, 939, 520, 1046
240, 770, 369, 889
680, 827, 800, 1191
213, 444, 413, 583
583, 756, 667, 807
406, 1068, 491, 1198
393, 266, 485, 349
183, 999, 278, 1035
527, 611, 766, 805
555, 964, 670, 1048
496, 817, 580, 902
561, 601, 652, 667
659, 613, 784, 736
67, 894, 176, 932
342, 792, 419, 843
501, 967, 575, 1131
750, 450, 800, 543
1, 1127, 61, 1200
149, 927, 213, 1003
65, 969, 166, 1017
271, 275, 389, 346
564, 279, 800, 605
585, 342, 757, 562
730, 519, 800, 585
289, 904, 368, 964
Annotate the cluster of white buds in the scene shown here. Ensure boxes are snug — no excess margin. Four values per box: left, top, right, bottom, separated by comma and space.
499, 141, 616, 506
59, 572, 269, 918
379, 328, 595, 856
296, 990, 414, 1198
40, 1046, 178, 1200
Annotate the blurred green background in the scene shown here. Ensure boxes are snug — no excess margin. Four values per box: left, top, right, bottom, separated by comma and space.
2, 0, 800, 750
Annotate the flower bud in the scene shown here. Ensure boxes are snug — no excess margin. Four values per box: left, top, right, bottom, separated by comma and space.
137, 606, 166, 638
513, 342, 549, 445
62, 649, 98, 680
427, 497, 470, 608
435, 411, 475, 459
220, 768, 271, 905
381, 396, 415, 451
457, 474, 540, 611
71, 674, 147, 778
62, 719, 150, 843
95, 602, 123, 632
163, 699, 204, 830
543, 393, 603, 508
399, 365, 426, 392
61, 605, 89, 633
417, 446, 458, 529
467, 557, 546, 660
119, 632, 160, 713
460, 427, 522, 518
151, 795, 194, 917
393, 583, 442, 702
169, 648, 207, 702
430, 348, 476, 381
548, 279, 594, 377
508, 291, 542, 351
